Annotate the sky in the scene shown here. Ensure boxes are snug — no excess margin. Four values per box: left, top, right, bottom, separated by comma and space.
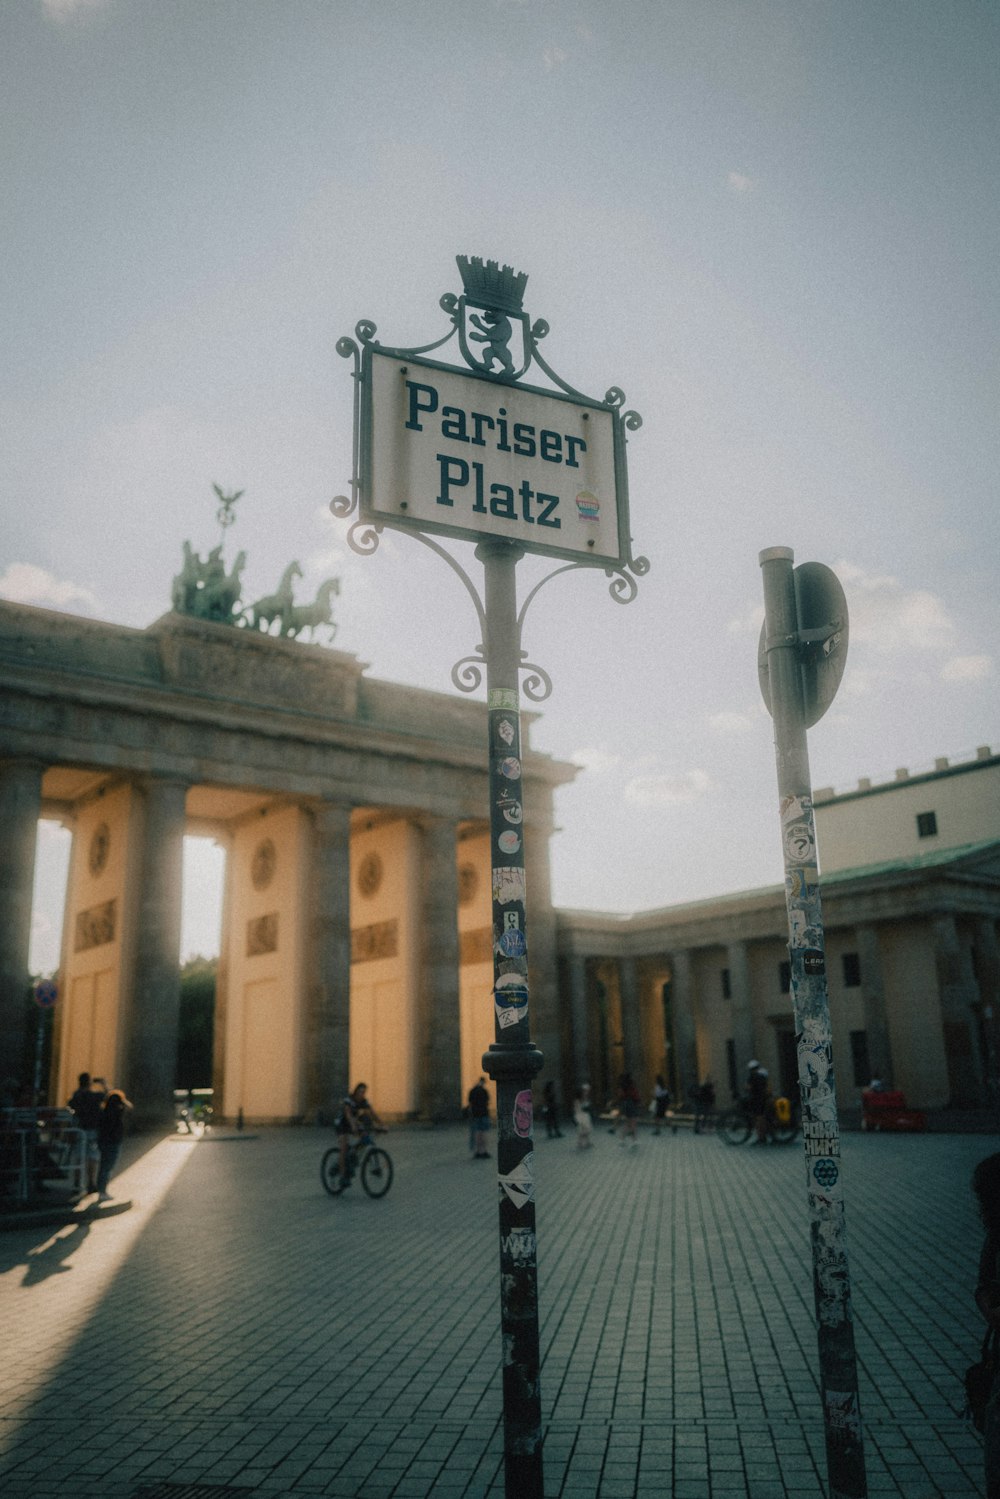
4, 0, 997, 969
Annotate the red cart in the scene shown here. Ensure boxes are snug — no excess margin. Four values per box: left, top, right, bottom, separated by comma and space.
861, 1088, 927, 1132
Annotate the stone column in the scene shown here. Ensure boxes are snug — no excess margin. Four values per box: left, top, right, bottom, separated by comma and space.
307, 801, 352, 1120
933, 913, 984, 1106
210, 832, 234, 1110
974, 918, 1000, 1093
0, 760, 44, 1088
417, 816, 462, 1121
726, 939, 755, 1073
567, 952, 589, 1088
669, 948, 698, 1099
127, 777, 188, 1127
855, 924, 893, 1086
619, 956, 642, 1082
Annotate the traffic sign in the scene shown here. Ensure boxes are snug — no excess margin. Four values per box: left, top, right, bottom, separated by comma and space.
758, 561, 849, 728
33, 979, 58, 1009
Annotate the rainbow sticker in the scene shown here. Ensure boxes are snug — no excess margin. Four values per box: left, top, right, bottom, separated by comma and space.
576, 490, 600, 521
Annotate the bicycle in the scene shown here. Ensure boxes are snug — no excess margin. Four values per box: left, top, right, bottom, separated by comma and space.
321, 1130, 393, 1199
719, 1095, 799, 1146
175, 1099, 213, 1137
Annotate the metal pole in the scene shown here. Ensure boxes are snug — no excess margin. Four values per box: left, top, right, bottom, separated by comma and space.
476, 537, 545, 1499
759, 547, 867, 1499
32, 1007, 44, 1105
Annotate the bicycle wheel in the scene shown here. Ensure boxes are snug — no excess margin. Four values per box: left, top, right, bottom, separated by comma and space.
720, 1109, 751, 1146
360, 1147, 393, 1199
771, 1117, 800, 1145
321, 1147, 347, 1196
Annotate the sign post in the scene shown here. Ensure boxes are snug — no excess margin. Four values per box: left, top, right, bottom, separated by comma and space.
478, 536, 545, 1491
32, 977, 58, 1104
758, 547, 867, 1499
333, 258, 647, 1498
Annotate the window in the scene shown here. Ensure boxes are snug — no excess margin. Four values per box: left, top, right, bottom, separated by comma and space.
779, 960, 791, 994
916, 810, 938, 838
721, 967, 731, 999
849, 1030, 871, 1088
842, 952, 861, 988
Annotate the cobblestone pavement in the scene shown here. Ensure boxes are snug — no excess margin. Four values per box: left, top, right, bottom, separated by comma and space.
0, 1122, 991, 1498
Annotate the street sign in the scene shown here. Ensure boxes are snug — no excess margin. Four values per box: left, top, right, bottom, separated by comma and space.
335, 258, 648, 1499
361, 348, 626, 566
33, 978, 58, 1009
758, 560, 849, 728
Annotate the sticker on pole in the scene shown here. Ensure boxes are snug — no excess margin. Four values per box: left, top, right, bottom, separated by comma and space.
498, 927, 527, 957
513, 1089, 533, 1137
495, 973, 529, 1029
498, 1152, 535, 1208
812, 1157, 840, 1190
493, 867, 526, 904
500, 1225, 536, 1264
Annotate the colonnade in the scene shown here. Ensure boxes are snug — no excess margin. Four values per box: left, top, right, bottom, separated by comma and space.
1, 761, 561, 1128
559, 914, 997, 1114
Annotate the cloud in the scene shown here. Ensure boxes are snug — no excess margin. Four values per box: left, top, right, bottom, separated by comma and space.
941, 654, 992, 683
543, 46, 568, 72
40, 0, 110, 20
727, 604, 764, 637
708, 709, 760, 735
728, 171, 755, 194
835, 560, 954, 653
0, 563, 100, 613
624, 768, 712, 807
570, 746, 621, 774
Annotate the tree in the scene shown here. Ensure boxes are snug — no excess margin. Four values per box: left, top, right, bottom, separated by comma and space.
176, 956, 216, 1089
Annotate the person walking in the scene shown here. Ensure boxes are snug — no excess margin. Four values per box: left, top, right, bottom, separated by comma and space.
652, 1074, 671, 1135
467, 1076, 491, 1159
618, 1073, 640, 1148
67, 1071, 105, 1194
694, 1077, 716, 1134
95, 1088, 132, 1201
573, 1088, 594, 1148
746, 1060, 770, 1144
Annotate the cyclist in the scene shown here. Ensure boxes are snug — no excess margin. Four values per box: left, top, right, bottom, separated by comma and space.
335, 1082, 384, 1187
746, 1060, 771, 1144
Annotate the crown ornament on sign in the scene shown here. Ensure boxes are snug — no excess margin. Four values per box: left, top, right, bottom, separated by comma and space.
456, 255, 528, 313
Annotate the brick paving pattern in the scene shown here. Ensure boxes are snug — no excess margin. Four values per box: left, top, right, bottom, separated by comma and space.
0, 1123, 990, 1497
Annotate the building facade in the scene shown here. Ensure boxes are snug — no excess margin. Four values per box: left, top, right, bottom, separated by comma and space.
0, 601, 573, 1125
556, 752, 1000, 1114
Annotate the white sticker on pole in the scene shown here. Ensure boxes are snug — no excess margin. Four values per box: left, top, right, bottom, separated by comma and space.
498, 1152, 535, 1208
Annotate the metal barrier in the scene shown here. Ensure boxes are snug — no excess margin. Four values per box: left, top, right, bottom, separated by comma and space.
0, 1108, 87, 1204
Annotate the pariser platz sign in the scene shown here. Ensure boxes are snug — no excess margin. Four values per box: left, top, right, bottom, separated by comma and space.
361, 349, 625, 566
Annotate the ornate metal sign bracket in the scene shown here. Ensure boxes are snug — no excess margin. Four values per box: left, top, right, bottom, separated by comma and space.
331, 256, 649, 590
331, 257, 649, 703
